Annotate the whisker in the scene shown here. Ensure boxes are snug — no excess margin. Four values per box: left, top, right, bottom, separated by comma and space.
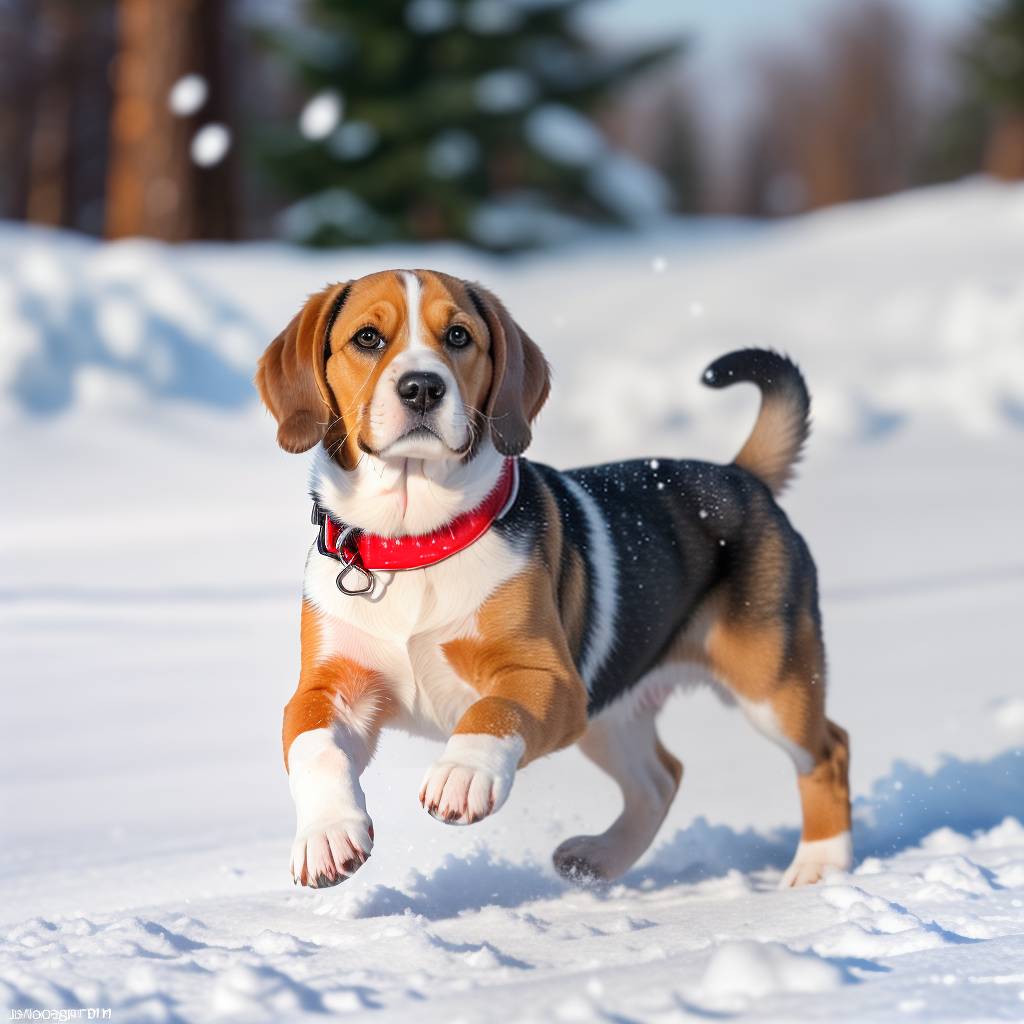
324, 364, 378, 458
462, 403, 496, 426
341, 364, 379, 421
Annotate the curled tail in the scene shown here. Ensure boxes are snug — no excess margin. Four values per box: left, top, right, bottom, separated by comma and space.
702, 349, 810, 496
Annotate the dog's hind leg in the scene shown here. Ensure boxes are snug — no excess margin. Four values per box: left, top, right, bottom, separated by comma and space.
706, 600, 852, 887
553, 699, 682, 884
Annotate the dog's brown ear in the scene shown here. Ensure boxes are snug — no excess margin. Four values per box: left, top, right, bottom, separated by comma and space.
254, 283, 349, 455
469, 283, 550, 456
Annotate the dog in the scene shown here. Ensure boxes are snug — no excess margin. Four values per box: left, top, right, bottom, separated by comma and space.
254, 270, 852, 890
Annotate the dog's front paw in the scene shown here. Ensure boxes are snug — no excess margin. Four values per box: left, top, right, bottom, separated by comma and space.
419, 760, 499, 824
779, 831, 853, 888
290, 812, 373, 888
418, 733, 524, 825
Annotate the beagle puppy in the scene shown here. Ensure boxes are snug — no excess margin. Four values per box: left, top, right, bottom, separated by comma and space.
255, 270, 852, 890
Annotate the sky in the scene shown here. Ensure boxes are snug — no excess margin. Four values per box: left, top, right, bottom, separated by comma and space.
580, 0, 981, 55
578, 0, 986, 171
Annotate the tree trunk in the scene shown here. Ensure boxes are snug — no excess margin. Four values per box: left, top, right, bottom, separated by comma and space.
104, 0, 236, 241
20, 3, 82, 229
985, 109, 1024, 181
0, 2, 40, 221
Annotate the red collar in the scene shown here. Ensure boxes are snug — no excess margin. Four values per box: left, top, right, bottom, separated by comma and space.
314, 458, 518, 592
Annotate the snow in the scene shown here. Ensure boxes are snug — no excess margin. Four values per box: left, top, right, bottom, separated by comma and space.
699, 941, 848, 1004
2, 178, 1023, 1021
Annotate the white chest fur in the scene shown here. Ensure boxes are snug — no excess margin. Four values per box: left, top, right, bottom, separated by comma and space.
303, 438, 527, 737
302, 517, 528, 739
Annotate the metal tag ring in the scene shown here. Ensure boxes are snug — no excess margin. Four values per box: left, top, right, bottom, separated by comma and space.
336, 562, 375, 595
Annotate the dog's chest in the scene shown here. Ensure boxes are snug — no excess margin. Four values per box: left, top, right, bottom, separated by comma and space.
303, 529, 530, 729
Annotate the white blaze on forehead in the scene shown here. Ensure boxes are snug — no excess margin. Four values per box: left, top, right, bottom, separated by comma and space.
353, 269, 471, 460
402, 271, 426, 350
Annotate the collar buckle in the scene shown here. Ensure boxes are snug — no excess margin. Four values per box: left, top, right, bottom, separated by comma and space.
313, 503, 376, 596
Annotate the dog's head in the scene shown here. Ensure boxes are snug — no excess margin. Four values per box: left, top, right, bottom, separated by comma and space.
254, 270, 550, 468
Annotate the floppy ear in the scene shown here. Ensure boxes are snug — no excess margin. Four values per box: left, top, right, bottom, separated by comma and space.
254, 283, 350, 457
469, 283, 551, 456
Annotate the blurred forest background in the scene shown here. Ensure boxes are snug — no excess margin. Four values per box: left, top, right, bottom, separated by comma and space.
2, 0, 1024, 250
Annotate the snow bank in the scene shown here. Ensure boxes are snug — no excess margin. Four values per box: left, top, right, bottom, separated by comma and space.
3, 178, 1024, 453
0, 226, 260, 414
853, 750, 1024, 860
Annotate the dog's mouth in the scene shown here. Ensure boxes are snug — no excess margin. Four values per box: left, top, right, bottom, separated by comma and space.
359, 423, 471, 459
402, 422, 443, 441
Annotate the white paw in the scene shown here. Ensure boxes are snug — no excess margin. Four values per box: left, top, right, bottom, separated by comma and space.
418, 733, 524, 825
290, 812, 373, 888
419, 762, 497, 824
287, 728, 373, 888
779, 831, 853, 888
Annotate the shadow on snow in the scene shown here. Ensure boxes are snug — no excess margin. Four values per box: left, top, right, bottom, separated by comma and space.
342, 747, 1023, 918
629, 747, 1024, 889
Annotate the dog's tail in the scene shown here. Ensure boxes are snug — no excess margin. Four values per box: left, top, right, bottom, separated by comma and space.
701, 349, 810, 497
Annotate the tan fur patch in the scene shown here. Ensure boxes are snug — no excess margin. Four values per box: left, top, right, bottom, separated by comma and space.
705, 619, 787, 702
734, 390, 808, 496
797, 720, 851, 841
254, 284, 346, 455
283, 601, 397, 770
322, 272, 410, 466
418, 272, 494, 428
443, 560, 588, 765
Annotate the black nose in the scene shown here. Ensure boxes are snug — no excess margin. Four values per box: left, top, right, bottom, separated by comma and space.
397, 371, 446, 413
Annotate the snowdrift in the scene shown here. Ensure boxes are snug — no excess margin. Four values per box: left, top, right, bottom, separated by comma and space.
3, 178, 1024, 449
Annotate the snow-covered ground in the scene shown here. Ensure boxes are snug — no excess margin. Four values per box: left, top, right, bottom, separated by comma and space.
1, 179, 1023, 1022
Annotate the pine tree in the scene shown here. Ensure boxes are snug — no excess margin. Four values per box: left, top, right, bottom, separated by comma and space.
964, 0, 1024, 108
256, 0, 678, 248
965, 0, 1024, 177
920, 0, 1024, 183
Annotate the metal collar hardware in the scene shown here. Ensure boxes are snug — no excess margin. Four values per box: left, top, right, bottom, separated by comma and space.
310, 457, 519, 597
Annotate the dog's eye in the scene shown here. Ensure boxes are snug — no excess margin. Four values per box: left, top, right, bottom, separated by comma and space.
445, 325, 471, 348
354, 327, 383, 350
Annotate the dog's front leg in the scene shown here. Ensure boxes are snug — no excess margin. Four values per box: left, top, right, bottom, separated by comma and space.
285, 606, 394, 887
420, 615, 588, 824
286, 711, 374, 888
